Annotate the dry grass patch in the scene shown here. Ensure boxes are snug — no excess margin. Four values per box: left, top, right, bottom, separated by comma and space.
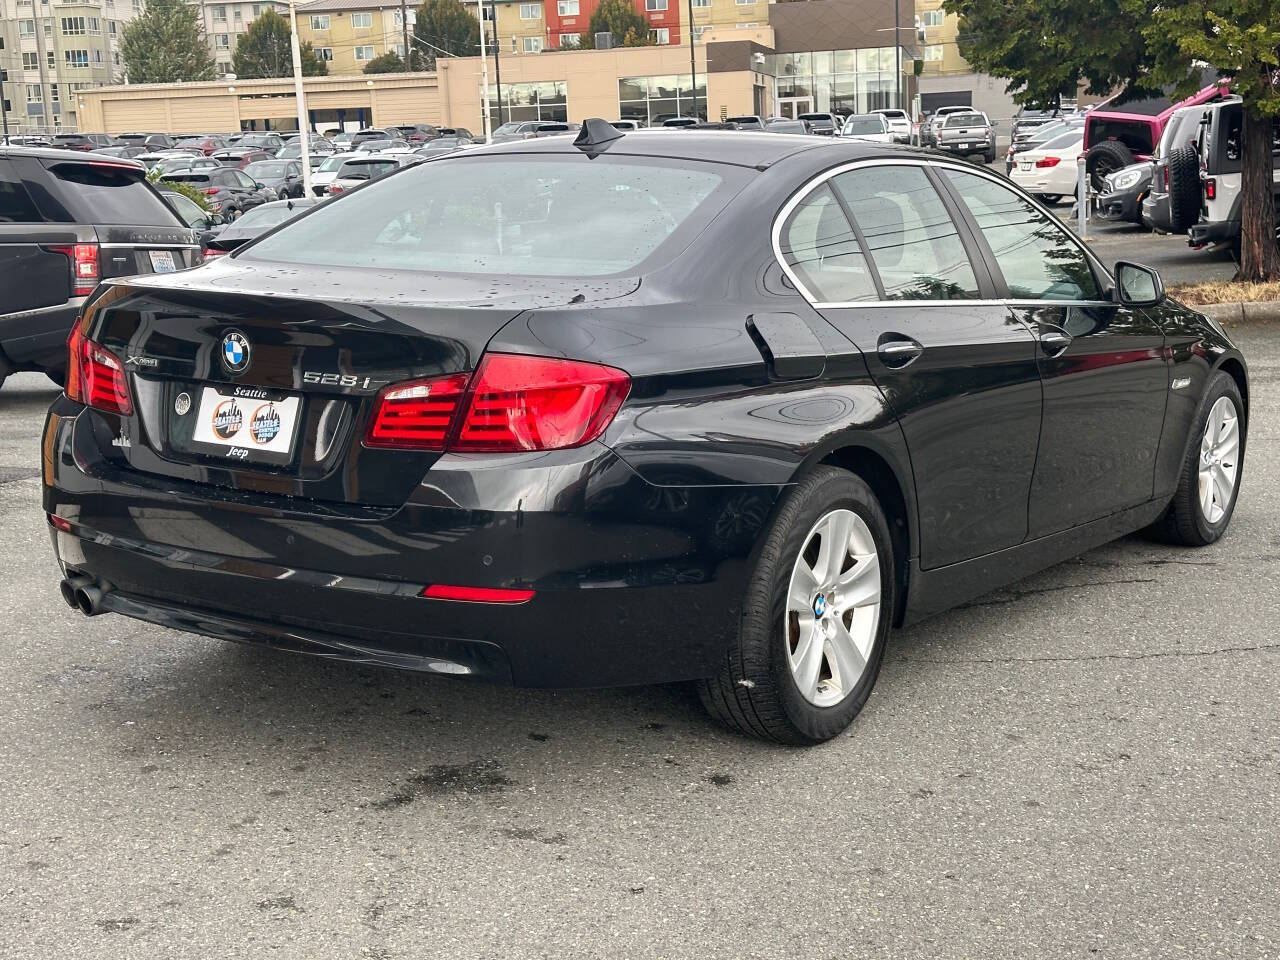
1166, 280, 1280, 305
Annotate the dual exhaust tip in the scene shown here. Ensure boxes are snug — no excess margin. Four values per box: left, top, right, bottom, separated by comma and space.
59, 574, 111, 617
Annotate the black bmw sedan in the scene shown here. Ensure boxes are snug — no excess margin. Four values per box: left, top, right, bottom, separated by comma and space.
43, 122, 1248, 744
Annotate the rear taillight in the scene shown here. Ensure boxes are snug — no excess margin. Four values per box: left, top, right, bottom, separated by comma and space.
202, 247, 226, 258
65, 323, 132, 415
202, 187, 219, 195
364, 354, 630, 453
1205, 177, 1216, 199
47, 243, 99, 296
451, 354, 630, 453
329, 184, 344, 194
1164, 166, 1169, 189
365, 373, 469, 449
1035, 156, 1062, 168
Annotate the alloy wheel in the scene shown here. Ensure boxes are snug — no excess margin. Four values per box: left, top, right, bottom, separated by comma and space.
1199, 395, 1240, 524
784, 509, 881, 708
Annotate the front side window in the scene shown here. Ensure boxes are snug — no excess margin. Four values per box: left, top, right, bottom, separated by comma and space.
943, 169, 1101, 301
244, 156, 733, 278
778, 184, 877, 303
832, 165, 979, 301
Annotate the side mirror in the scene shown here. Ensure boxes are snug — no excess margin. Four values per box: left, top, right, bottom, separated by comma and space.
254, 181, 265, 189
1114, 260, 1164, 307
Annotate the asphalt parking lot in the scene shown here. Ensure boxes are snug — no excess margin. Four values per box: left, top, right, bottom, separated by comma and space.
1, 308, 1276, 958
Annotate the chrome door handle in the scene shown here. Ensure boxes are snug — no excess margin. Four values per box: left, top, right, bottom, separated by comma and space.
878, 339, 924, 367
1040, 331, 1071, 356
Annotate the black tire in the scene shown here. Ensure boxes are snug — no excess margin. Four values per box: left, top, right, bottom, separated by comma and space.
1086, 140, 1134, 191
1148, 371, 1245, 546
698, 466, 895, 745
1167, 144, 1200, 232
985, 148, 997, 164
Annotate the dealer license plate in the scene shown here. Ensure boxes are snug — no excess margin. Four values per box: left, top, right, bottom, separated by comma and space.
190, 387, 300, 459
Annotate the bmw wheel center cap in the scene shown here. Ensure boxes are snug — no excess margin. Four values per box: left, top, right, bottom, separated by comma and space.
222, 331, 250, 374
813, 595, 827, 617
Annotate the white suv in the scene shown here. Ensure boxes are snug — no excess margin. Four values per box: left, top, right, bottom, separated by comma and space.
870, 108, 912, 143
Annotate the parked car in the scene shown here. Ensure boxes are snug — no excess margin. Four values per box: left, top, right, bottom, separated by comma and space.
923, 105, 974, 146
765, 118, 812, 135
51, 133, 116, 152
41, 125, 1249, 745
840, 113, 893, 143
276, 138, 335, 163
236, 133, 285, 153
797, 113, 843, 136
0, 146, 198, 387
360, 138, 413, 154
331, 131, 359, 151
173, 136, 226, 156
351, 128, 393, 147
244, 159, 306, 199
157, 188, 225, 252
200, 197, 321, 258
92, 144, 149, 160
1143, 103, 1221, 233
1082, 78, 1231, 190
870, 108, 912, 143
387, 124, 441, 145
211, 148, 274, 170
1004, 116, 1085, 173
325, 155, 416, 194
611, 120, 643, 131
116, 132, 176, 150
1097, 161, 1154, 224
1010, 107, 1070, 143
1186, 99, 1280, 263
141, 153, 221, 176
309, 152, 360, 196
933, 110, 997, 162
1009, 130, 1085, 203
414, 134, 474, 157
0, 135, 51, 147
490, 121, 579, 143
160, 167, 273, 219
725, 115, 767, 131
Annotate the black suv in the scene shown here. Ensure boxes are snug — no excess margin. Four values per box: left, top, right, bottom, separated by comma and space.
160, 167, 272, 219
51, 133, 117, 152
0, 147, 200, 388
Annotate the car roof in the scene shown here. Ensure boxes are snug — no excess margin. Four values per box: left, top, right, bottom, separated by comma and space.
0, 145, 144, 167
476, 129, 838, 169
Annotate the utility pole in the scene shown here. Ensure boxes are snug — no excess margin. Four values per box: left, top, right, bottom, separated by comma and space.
400, 0, 411, 71
287, 0, 313, 198
0, 51, 10, 140
478, 0, 492, 140
490, 0, 503, 127
893, 0, 901, 109
687, 0, 696, 120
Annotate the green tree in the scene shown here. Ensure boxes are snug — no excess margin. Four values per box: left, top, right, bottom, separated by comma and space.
120, 0, 216, 83
580, 0, 656, 49
1132, 0, 1280, 281
147, 168, 211, 214
941, 0, 1149, 108
232, 10, 328, 79
363, 51, 406, 74
413, 0, 481, 69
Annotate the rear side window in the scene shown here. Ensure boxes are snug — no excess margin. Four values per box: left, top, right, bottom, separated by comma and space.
45, 163, 181, 226
944, 169, 1100, 301
832, 166, 979, 301
245, 155, 735, 277
0, 161, 43, 223
778, 185, 877, 303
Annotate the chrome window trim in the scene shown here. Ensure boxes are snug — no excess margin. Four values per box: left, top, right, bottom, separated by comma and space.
770, 155, 1114, 310
99, 242, 201, 250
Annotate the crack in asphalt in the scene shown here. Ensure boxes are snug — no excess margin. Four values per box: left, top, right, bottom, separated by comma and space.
957, 577, 1158, 609
897, 641, 1280, 667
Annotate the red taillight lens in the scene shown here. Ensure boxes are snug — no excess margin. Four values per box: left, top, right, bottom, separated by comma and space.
202, 187, 220, 195
1205, 178, 1216, 199
66, 322, 132, 415
48, 243, 99, 296
364, 355, 630, 453
1163, 166, 1169, 189
202, 248, 225, 258
329, 184, 344, 193
365, 373, 469, 449
452, 354, 630, 452
1035, 156, 1062, 168
421, 584, 535, 603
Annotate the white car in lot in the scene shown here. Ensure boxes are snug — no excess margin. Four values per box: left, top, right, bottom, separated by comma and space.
841, 113, 894, 143
325, 154, 421, 196
309, 151, 368, 196
1009, 130, 1084, 203
870, 108, 912, 143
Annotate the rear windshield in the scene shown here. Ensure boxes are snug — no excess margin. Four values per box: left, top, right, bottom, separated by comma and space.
844, 118, 885, 135
1041, 131, 1082, 150
164, 173, 212, 184
246, 161, 290, 178
239, 135, 277, 147
317, 155, 347, 172
945, 114, 986, 127
338, 161, 396, 179
45, 163, 181, 225
243, 155, 738, 277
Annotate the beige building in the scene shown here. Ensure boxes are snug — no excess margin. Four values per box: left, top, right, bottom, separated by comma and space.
187, 0, 288, 77
0, 0, 140, 134
293, 0, 420, 76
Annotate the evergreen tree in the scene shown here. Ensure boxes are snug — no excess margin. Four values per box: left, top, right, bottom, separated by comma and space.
120, 0, 217, 83
232, 10, 328, 80
581, 0, 656, 49
413, 0, 481, 69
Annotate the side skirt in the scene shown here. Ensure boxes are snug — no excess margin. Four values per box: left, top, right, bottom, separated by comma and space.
900, 498, 1169, 626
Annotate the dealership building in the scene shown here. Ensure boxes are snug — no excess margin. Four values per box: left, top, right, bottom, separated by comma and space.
71, 0, 927, 133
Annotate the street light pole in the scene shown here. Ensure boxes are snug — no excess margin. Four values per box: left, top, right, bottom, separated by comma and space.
478, 2, 492, 140
287, 0, 313, 198
894, 0, 901, 109
687, 0, 697, 120
490, 0, 504, 127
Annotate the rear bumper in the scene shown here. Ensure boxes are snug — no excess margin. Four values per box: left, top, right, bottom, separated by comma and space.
1188, 219, 1238, 247
44, 400, 782, 688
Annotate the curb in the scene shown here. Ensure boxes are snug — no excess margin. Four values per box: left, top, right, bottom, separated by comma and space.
1196, 301, 1280, 323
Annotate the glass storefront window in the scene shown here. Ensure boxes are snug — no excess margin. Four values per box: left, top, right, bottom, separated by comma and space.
488, 81, 568, 127
618, 74, 706, 125
767, 47, 905, 114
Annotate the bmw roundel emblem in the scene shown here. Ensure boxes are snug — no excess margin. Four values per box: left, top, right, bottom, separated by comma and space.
221, 331, 250, 374
813, 595, 827, 617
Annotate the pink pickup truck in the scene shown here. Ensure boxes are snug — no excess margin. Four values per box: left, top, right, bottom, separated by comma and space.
1083, 80, 1232, 190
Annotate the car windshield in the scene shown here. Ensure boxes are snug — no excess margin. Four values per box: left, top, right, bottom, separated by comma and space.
945, 114, 986, 127
317, 155, 348, 172
244, 156, 734, 277
844, 118, 885, 135
246, 161, 289, 178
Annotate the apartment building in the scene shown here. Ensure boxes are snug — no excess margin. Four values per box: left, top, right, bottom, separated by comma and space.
188, 0, 287, 76
292, 0, 420, 75
0, 0, 140, 133
913, 0, 1014, 119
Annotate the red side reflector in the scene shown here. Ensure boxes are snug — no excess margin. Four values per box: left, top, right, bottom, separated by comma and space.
421, 584, 535, 604
48, 514, 72, 533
